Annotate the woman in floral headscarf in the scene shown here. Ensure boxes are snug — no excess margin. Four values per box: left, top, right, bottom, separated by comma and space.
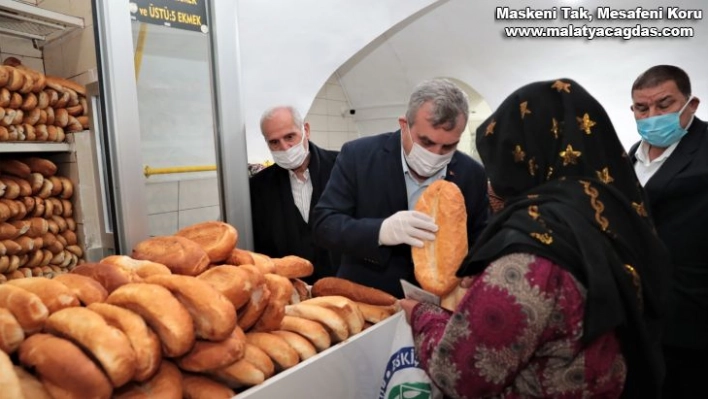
401, 79, 669, 398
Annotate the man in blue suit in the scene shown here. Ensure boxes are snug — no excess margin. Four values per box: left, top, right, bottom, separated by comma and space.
312, 79, 489, 297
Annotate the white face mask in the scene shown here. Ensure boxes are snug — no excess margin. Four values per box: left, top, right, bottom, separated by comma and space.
403, 125, 454, 177
271, 130, 309, 170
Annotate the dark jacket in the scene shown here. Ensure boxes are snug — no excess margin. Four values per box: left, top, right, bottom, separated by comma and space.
249, 141, 339, 284
312, 131, 489, 298
630, 117, 708, 349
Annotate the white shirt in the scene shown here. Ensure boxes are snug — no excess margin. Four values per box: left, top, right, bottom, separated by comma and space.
288, 169, 313, 222
633, 118, 692, 186
401, 148, 447, 209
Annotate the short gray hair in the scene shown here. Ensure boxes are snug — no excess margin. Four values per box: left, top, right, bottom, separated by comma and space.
405, 79, 469, 131
259, 105, 304, 132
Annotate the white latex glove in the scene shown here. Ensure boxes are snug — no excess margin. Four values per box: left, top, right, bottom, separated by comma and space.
378, 210, 438, 248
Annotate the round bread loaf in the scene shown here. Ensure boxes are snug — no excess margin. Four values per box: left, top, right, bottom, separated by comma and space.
52, 272, 108, 305
70, 262, 138, 293
100, 255, 171, 278
182, 374, 235, 399
0, 307, 25, 354
176, 326, 246, 372
0, 284, 49, 334
412, 180, 467, 296
132, 236, 210, 276
0, 350, 24, 399
272, 255, 314, 279
196, 265, 254, 310
87, 302, 161, 382
237, 283, 271, 331
43, 307, 137, 387
252, 273, 294, 332
8, 277, 80, 314
174, 221, 238, 263
226, 247, 254, 266
143, 274, 236, 341
18, 334, 113, 399
106, 283, 195, 358
13, 366, 53, 399
311, 277, 397, 306
250, 252, 276, 274
113, 361, 182, 399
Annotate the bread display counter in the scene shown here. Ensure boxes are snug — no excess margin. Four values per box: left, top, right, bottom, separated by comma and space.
0, 221, 401, 398
237, 311, 401, 399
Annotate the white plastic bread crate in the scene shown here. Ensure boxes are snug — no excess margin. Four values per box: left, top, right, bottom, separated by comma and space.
236, 312, 403, 399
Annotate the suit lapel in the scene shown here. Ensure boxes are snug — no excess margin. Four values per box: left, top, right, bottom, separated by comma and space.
644, 119, 706, 202
444, 153, 459, 182
384, 131, 409, 211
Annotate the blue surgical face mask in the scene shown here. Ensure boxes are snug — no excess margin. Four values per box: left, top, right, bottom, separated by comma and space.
636, 96, 694, 147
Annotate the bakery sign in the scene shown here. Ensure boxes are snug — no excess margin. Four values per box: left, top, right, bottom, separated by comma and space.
129, 0, 209, 34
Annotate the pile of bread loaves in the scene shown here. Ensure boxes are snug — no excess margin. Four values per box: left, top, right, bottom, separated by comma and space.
0, 57, 88, 142
0, 220, 399, 398
0, 157, 81, 282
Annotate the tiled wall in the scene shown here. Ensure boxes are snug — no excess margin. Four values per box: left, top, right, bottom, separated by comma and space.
146, 177, 221, 237
305, 74, 360, 151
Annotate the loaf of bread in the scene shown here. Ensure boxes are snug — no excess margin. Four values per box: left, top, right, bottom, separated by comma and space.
7, 277, 79, 314
177, 326, 246, 372
174, 221, 238, 263
227, 248, 254, 266
113, 361, 182, 399
279, 315, 331, 352
13, 366, 53, 399
412, 180, 468, 296
290, 278, 310, 303
53, 273, 108, 305
18, 334, 113, 399
87, 303, 162, 382
251, 273, 293, 332
196, 265, 253, 310
0, 349, 25, 399
271, 330, 317, 361
237, 282, 271, 331
70, 262, 137, 293
132, 236, 210, 276
143, 274, 236, 341
106, 283, 195, 358
0, 307, 24, 354
311, 277, 397, 306
0, 284, 49, 334
182, 374, 235, 399
250, 252, 276, 274
100, 255, 171, 278
284, 303, 349, 343
302, 296, 365, 336
212, 358, 265, 388
272, 255, 314, 279
245, 332, 299, 371
43, 307, 137, 387
354, 302, 398, 324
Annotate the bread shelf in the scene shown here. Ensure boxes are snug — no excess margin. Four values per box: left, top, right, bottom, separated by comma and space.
0, 141, 72, 153
0, 0, 84, 47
